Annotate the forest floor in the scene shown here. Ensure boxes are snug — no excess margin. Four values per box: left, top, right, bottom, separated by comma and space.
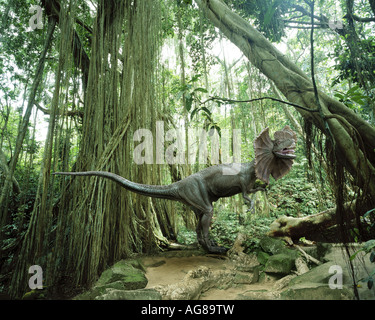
141, 251, 285, 300
140, 245, 375, 300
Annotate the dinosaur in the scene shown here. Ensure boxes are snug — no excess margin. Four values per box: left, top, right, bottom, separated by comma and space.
54, 126, 297, 253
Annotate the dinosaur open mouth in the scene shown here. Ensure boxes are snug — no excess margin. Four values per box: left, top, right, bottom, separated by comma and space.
275, 148, 296, 159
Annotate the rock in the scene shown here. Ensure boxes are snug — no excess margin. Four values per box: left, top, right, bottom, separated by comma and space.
154, 266, 236, 300
259, 236, 287, 255
257, 251, 270, 265
228, 233, 260, 272
234, 271, 258, 284
95, 288, 162, 300
74, 259, 148, 300
288, 261, 346, 286
273, 274, 297, 291
264, 253, 295, 275
280, 283, 354, 300
258, 271, 283, 283
280, 261, 355, 300
228, 233, 248, 256
96, 259, 148, 290
237, 289, 279, 300
301, 243, 332, 262
127, 259, 147, 273
22, 288, 48, 300
233, 253, 260, 272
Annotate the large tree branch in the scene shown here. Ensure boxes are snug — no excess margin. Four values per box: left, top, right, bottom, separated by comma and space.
349, 14, 375, 22
34, 102, 84, 119
195, 0, 375, 197
268, 203, 356, 240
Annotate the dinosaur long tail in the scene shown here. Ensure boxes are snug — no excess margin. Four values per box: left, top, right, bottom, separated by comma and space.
53, 171, 179, 200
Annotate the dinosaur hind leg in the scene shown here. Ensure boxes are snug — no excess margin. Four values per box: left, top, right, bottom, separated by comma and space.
192, 207, 227, 254
192, 208, 205, 248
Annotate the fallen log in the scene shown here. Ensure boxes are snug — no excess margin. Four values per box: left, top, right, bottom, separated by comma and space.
267, 203, 355, 240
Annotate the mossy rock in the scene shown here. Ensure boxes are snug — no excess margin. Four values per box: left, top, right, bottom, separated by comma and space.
96, 260, 148, 290
257, 251, 270, 265
259, 236, 286, 255
264, 253, 295, 275
74, 259, 148, 300
22, 288, 48, 300
280, 283, 354, 300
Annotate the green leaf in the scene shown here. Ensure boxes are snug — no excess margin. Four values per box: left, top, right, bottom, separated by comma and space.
364, 240, 375, 252
193, 87, 208, 93
200, 107, 211, 116
347, 85, 360, 95
185, 96, 193, 112
189, 74, 201, 83
334, 93, 345, 100
368, 277, 373, 289
351, 97, 364, 106
350, 248, 363, 261
364, 208, 375, 218
263, 0, 282, 26
190, 107, 200, 120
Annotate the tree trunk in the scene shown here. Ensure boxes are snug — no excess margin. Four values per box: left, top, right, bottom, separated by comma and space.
0, 149, 21, 194
195, 0, 375, 199
45, 0, 172, 296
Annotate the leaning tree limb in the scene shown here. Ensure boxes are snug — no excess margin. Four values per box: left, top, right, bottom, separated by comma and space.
195, 0, 375, 198
267, 203, 356, 240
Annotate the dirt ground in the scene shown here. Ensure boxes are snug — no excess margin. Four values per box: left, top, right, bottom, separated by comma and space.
140, 245, 375, 300
141, 254, 272, 300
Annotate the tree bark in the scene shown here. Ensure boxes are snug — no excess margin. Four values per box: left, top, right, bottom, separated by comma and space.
267, 204, 355, 240
0, 149, 21, 194
195, 0, 375, 198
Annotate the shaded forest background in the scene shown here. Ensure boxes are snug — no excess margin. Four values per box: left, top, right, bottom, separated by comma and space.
0, 0, 374, 298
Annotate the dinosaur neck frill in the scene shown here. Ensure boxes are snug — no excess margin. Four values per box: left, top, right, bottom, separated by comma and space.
253, 126, 296, 184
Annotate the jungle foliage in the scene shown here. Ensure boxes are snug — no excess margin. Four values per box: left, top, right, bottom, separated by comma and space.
0, 0, 374, 298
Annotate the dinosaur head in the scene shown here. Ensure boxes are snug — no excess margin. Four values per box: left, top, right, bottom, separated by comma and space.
254, 126, 297, 184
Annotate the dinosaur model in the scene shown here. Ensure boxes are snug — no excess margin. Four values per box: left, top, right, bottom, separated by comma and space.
54, 126, 297, 253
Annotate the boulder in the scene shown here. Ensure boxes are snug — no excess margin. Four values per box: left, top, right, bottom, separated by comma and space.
257, 251, 270, 265
264, 253, 295, 275
96, 259, 148, 290
74, 259, 148, 300
288, 261, 346, 286
259, 236, 287, 255
234, 271, 259, 284
280, 261, 355, 300
280, 283, 354, 300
